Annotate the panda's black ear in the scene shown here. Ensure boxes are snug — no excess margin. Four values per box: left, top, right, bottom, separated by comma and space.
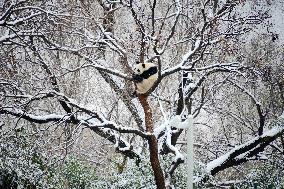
142, 63, 145, 68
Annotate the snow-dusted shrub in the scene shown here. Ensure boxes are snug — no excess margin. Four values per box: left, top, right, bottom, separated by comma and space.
92, 154, 188, 189
56, 157, 97, 189
0, 128, 51, 188
234, 155, 284, 189
93, 156, 156, 189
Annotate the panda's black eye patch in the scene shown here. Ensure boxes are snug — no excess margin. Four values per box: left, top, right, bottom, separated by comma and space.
137, 69, 140, 72
142, 64, 145, 68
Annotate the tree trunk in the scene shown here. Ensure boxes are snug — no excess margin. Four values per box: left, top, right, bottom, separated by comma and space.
138, 94, 166, 189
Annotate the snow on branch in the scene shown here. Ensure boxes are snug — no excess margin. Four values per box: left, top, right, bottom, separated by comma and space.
88, 121, 152, 139
0, 2, 16, 23
155, 115, 192, 176
5, 12, 42, 26
162, 60, 240, 78
37, 91, 149, 138
0, 30, 43, 44
0, 107, 65, 124
50, 44, 132, 80
14, 5, 81, 20
57, 94, 150, 138
97, 24, 127, 57
197, 117, 284, 183
180, 39, 201, 65
0, 104, 144, 161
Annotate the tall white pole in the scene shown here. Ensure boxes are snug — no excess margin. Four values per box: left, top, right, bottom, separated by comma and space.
187, 115, 194, 189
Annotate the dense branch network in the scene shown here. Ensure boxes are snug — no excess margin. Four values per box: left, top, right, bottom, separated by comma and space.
0, 0, 281, 188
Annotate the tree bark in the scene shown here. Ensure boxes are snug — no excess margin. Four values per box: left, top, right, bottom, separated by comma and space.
138, 94, 166, 189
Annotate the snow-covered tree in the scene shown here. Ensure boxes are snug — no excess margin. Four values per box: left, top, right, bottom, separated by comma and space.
1, 0, 283, 188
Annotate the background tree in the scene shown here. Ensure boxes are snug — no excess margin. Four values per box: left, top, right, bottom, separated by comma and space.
0, 0, 283, 188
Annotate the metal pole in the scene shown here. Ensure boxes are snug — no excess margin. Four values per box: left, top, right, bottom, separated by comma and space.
187, 115, 194, 189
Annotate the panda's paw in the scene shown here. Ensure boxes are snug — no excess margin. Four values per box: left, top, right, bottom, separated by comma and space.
132, 74, 143, 82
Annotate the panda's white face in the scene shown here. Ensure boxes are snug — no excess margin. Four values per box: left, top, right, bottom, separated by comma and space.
133, 62, 158, 94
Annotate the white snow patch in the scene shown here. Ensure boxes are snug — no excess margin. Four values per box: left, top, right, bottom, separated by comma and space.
280, 110, 284, 118
154, 115, 192, 136
206, 153, 230, 173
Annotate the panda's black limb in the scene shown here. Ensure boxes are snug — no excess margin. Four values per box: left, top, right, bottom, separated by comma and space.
139, 67, 158, 79
133, 74, 144, 83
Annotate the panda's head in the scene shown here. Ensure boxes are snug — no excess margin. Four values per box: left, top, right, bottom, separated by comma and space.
133, 62, 157, 75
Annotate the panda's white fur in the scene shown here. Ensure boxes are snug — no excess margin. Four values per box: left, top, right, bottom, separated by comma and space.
133, 62, 158, 94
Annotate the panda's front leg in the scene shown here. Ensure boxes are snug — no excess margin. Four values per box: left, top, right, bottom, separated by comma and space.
132, 74, 144, 97
132, 74, 144, 83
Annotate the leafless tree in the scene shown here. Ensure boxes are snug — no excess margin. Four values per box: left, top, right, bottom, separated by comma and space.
0, 0, 283, 188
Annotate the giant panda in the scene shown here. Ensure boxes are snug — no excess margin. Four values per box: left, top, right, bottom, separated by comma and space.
132, 62, 158, 94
